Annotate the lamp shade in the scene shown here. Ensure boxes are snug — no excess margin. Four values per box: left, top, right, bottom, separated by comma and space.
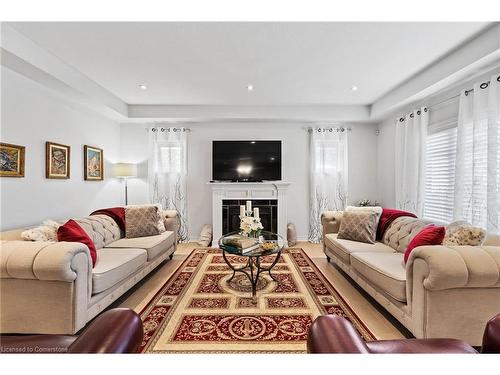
115, 163, 137, 177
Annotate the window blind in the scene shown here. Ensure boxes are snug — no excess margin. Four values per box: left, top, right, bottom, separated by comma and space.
423, 126, 457, 223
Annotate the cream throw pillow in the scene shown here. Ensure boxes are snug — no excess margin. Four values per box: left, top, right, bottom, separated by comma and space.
197, 224, 213, 247
443, 221, 486, 246
337, 211, 378, 244
21, 220, 61, 241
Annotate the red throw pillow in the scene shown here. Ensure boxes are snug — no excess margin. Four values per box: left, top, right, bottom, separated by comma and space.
404, 225, 446, 263
57, 219, 97, 267
377, 208, 417, 240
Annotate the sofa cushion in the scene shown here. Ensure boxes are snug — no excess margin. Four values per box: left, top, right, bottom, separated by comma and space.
74, 215, 121, 250
324, 234, 395, 264
105, 231, 175, 261
350, 252, 407, 302
92, 248, 147, 294
382, 216, 429, 253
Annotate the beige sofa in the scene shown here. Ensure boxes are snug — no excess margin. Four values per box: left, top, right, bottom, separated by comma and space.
0, 211, 178, 335
322, 211, 500, 346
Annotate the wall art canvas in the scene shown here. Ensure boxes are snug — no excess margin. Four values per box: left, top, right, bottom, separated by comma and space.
84, 145, 103, 180
0, 142, 25, 177
46, 141, 70, 179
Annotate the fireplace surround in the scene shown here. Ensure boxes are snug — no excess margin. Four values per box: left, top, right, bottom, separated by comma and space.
209, 182, 291, 246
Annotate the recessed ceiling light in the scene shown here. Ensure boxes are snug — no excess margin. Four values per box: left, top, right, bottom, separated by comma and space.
139, 84, 147, 90
247, 84, 254, 91
351, 85, 358, 91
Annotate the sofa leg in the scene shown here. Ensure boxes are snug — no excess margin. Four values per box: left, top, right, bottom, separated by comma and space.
169, 254, 173, 260
326, 256, 330, 263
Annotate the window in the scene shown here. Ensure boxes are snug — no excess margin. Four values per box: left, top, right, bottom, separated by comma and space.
423, 125, 457, 223
159, 143, 184, 174
314, 141, 337, 175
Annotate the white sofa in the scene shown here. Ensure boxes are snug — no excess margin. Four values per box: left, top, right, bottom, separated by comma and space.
0, 211, 178, 335
322, 211, 500, 346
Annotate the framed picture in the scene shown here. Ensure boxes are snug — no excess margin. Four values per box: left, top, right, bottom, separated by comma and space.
84, 145, 104, 181
0, 142, 25, 177
46, 141, 71, 179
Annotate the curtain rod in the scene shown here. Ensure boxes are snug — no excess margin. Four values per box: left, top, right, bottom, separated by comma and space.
148, 126, 191, 132
399, 74, 499, 119
429, 75, 499, 108
304, 126, 352, 132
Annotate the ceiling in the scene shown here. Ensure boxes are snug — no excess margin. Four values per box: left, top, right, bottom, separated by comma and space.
8, 22, 491, 106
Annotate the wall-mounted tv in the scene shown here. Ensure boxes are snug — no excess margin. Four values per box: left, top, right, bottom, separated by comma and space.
212, 140, 282, 182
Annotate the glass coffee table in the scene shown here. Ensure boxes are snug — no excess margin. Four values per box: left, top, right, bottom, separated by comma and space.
218, 231, 285, 300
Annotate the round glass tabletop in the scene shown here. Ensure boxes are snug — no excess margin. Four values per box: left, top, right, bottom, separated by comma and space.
218, 230, 285, 257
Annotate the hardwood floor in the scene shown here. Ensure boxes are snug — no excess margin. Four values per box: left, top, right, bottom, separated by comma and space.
116, 241, 409, 340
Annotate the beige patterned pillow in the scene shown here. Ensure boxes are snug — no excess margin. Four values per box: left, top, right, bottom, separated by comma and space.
125, 206, 160, 238
337, 211, 378, 244
443, 221, 486, 246
345, 206, 383, 226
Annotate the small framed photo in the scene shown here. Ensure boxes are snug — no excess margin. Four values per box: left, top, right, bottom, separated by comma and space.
46, 141, 71, 179
0, 142, 25, 177
84, 145, 104, 181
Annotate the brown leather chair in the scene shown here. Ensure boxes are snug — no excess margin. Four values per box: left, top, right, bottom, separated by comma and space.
307, 313, 500, 354
0, 308, 143, 354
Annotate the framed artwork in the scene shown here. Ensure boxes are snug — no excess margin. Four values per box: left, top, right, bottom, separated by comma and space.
84, 145, 104, 181
46, 141, 71, 179
0, 142, 25, 177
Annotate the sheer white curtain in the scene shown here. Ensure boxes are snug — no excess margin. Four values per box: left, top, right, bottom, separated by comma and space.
453, 74, 500, 233
394, 107, 428, 216
308, 127, 348, 243
149, 126, 188, 242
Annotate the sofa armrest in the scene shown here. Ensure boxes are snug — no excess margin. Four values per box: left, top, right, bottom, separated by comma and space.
307, 315, 370, 353
68, 308, 143, 353
161, 210, 180, 234
406, 245, 500, 291
321, 211, 343, 237
0, 240, 92, 282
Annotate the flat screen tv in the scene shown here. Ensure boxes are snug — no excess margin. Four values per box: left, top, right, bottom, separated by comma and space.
212, 140, 281, 182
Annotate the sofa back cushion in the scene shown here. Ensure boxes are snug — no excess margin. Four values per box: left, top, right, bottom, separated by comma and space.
74, 215, 121, 250
382, 216, 428, 253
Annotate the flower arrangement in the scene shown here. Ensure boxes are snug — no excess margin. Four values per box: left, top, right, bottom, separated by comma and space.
358, 199, 380, 207
240, 215, 263, 237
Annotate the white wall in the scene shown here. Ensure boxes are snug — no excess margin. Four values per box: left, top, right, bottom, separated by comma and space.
0, 67, 122, 230
120, 121, 379, 241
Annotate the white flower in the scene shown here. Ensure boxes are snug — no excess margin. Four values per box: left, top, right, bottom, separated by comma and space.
240, 216, 263, 235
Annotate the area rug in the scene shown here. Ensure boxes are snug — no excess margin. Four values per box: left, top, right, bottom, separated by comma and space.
139, 248, 375, 353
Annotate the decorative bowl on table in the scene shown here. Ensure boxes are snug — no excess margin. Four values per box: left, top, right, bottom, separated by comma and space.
261, 241, 278, 251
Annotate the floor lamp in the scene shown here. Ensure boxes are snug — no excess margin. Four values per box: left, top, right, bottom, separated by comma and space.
115, 163, 137, 206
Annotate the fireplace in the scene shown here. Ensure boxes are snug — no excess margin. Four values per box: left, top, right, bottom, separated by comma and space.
222, 199, 278, 235
210, 181, 290, 246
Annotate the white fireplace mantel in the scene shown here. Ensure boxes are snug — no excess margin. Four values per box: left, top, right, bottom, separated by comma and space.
209, 181, 291, 246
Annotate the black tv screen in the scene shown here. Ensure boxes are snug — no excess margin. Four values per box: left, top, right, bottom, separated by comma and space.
212, 141, 282, 182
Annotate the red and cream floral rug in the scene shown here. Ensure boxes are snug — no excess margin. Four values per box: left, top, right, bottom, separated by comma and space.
139, 248, 374, 353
